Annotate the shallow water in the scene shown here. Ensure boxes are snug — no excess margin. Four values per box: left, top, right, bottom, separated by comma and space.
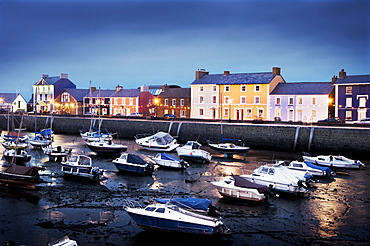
0, 134, 369, 246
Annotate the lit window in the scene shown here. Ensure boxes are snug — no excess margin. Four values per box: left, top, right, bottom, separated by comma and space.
346, 87, 352, 95
298, 98, 303, 104
346, 98, 352, 107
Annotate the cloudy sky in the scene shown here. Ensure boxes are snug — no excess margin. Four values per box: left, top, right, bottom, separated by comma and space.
0, 0, 368, 100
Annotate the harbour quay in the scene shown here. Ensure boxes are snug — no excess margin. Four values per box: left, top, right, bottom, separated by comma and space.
3, 115, 369, 157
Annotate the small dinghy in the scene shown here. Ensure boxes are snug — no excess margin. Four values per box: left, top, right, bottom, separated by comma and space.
152, 153, 189, 169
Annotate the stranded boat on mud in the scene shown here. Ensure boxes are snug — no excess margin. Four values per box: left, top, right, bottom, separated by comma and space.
302, 153, 365, 169
152, 153, 189, 169
124, 198, 230, 235
61, 154, 105, 181
135, 132, 179, 152
112, 153, 154, 175
176, 141, 212, 163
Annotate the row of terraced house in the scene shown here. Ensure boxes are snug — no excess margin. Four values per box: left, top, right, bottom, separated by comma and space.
0, 67, 369, 123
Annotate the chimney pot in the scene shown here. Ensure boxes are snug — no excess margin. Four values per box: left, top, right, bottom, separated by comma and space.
60, 73, 68, 79
224, 71, 230, 76
195, 69, 209, 80
339, 69, 346, 79
272, 67, 281, 75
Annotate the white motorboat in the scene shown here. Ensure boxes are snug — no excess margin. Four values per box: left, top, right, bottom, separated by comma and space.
302, 153, 365, 169
48, 236, 78, 246
207, 137, 250, 158
3, 149, 31, 164
112, 153, 155, 175
61, 154, 105, 181
124, 199, 230, 235
135, 132, 179, 152
286, 160, 335, 177
28, 133, 53, 149
43, 145, 73, 161
152, 153, 189, 169
176, 141, 212, 163
2, 140, 29, 150
211, 175, 277, 202
240, 162, 315, 196
85, 139, 127, 156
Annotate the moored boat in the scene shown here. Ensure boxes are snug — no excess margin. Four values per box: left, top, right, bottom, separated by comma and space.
176, 141, 212, 163
211, 175, 277, 202
135, 132, 179, 152
152, 153, 189, 169
112, 153, 154, 175
124, 199, 231, 235
42, 145, 73, 161
302, 153, 365, 169
3, 149, 31, 165
0, 164, 43, 189
61, 154, 105, 181
286, 160, 335, 177
85, 139, 127, 156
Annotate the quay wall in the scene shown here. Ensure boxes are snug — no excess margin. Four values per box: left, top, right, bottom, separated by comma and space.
1, 116, 369, 157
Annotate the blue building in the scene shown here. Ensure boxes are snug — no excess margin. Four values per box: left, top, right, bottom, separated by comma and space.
333, 69, 370, 121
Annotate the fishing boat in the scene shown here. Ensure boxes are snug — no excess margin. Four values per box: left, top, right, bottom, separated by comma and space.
240, 162, 315, 196
286, 160, 335, 177
85, 139, 127, 156
42, 145, 73, 161
112, 153, 155, 175
61, 154, 105, 181
302, 153, 365, 169
152, 153, 189, 169
176, 141, 212, 163
0, 164, 43, 189
3, 149, 31, 165
211, 175, 277, 202
124, 198, 230, 235
135, 132, 179, 152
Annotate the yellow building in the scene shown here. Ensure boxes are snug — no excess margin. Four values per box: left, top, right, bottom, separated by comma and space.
190, 67, 285, 120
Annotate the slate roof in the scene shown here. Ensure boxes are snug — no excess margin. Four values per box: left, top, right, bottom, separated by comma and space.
0, 93, 18, 103
270, 82, 334, 95
334, 75, 370, 85
63, 88, 90, 101
191, 72, 277, 85
111, 89, 141, 97
35, 76, 60, 85
89, 90, 116, 97
158, 88, 191, 98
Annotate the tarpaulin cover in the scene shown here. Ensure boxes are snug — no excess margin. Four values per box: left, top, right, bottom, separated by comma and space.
127, 154, 147, 165
5, 165, 40, 178
155, 197, 212, 211
232, 175, 270, 195
305, 161, 333, 174
159, 153, 180, 161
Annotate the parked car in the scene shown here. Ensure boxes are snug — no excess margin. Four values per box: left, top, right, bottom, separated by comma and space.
163, 114, 176, 120
353, 118, 370, 124
128, 112, 143, 117
317, 117, 345, 125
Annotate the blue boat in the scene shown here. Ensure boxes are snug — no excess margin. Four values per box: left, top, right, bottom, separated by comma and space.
152, 153, 189, 169
125, 198, 230, 235
112, 153, 154, 175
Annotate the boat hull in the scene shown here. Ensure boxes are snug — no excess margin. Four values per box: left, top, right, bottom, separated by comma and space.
61, 165, 104, 181
113, 162, 154, 175
0, 172, 41, 189
211, 181, 266, 202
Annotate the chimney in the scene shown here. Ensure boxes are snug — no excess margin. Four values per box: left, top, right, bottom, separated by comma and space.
332, 75, 338, 84
90, 87, 97, 92
195, 69, 209, 80
60, 73, 68, 79
140, 85, 149, 92
115, 85, 123, 92
339, 69, 346, 79
272, 67, 281, 75
224, 71, 230, 76
42, 74, 49, 78
161, 84, 169, 92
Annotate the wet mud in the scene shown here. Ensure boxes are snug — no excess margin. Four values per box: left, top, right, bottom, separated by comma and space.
1, 135, 370, 246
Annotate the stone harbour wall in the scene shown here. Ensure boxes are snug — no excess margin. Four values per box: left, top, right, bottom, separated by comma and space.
1, 115, 369, 157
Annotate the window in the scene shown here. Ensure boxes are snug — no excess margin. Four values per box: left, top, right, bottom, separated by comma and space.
258, 109, 263, 118
346, 86, 352, 95
359, 97, 367, 107
224, 96, 229, 104
212, 96, 217, 103
172, 99, 176, 106
298, 98, 303, 105
164, 99, 168, 106
155, 208, 165, 213
346, 111, 352, 120
61, 92, 70, 103
246, 109, 252, 117
224, 108, 229, 117
129, 98, 133, 105
288, 97, 294, 105
288, 109, 294, 121
254, 85, 260, 92
240, 96, 246, 104
199, 86, 204, 92
312, 110, 316, 118
199, 108, 204, 116
254, 96, 260, 104
180, 110, 186, 117
346, 98, 352, 107
114, 98, 118, 105
225, 85, 230, 92
241, 85, 246, 92
199, 96, 204, 103
104, 98, 110, 104
275, 109, 281, 117
275, 97, 281, 105
180, 99, 184, 106
212, 85, 217, 91
312, 98, 317, 105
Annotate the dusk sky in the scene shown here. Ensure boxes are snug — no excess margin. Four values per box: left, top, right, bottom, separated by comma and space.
0, 0, 368, 100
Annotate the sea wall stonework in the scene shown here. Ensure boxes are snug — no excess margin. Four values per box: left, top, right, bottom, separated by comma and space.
1, 116, 369, 157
